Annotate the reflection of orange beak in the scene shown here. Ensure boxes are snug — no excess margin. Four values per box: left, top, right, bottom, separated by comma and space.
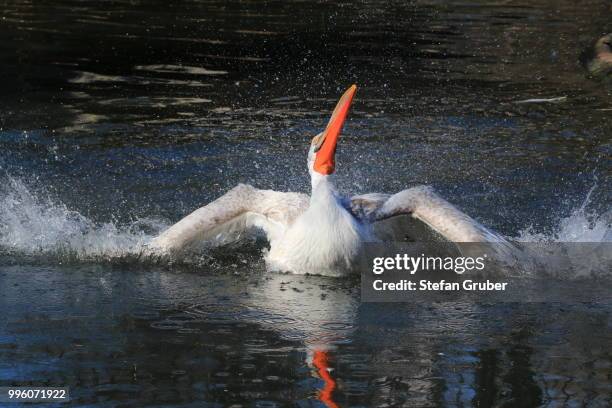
313, 85, 357, 175
313, 350, 339, 408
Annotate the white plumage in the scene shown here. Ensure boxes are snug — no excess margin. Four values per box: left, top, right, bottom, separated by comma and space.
265, 176, 372, 276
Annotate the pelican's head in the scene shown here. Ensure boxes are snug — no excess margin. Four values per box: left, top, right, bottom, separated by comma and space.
307, 85, 357, 183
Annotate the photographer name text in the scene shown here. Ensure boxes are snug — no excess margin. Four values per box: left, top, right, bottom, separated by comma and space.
373, 279, 508, 291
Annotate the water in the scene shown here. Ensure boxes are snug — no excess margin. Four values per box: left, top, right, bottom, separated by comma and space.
0, 0, 611, 406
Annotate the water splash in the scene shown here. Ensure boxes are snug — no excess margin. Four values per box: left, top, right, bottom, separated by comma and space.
0, 176, 166, 261
511, 183, 611, 279
516, 183, 611, 243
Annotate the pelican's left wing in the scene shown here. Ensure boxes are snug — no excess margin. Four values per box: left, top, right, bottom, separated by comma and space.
351, 185, 505, 243
148, 184, 309, 254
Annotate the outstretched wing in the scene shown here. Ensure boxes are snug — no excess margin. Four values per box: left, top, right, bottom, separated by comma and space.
350, 185, 505, 243
148, 184, 309, 254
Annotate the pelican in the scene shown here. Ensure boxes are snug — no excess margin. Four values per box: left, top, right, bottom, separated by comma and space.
148, 85, 507, 276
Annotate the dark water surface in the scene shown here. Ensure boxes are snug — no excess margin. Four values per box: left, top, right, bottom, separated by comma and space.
1, 0, 611, 406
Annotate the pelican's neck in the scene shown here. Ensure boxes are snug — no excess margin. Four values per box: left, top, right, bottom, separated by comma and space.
310, 173, 345, 220
310, 173, 335, 197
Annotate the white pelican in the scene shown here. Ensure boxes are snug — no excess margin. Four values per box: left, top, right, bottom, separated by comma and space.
148, 85, 507, 275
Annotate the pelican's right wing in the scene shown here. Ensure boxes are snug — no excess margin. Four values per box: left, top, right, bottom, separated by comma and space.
351, 185, 505, 243
148, 184, 309, 254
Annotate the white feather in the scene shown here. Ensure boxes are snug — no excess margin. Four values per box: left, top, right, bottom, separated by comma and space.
266, 176, 371, 276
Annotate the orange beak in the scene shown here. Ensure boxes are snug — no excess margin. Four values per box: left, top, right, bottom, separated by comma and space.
313, 84, 357, 175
